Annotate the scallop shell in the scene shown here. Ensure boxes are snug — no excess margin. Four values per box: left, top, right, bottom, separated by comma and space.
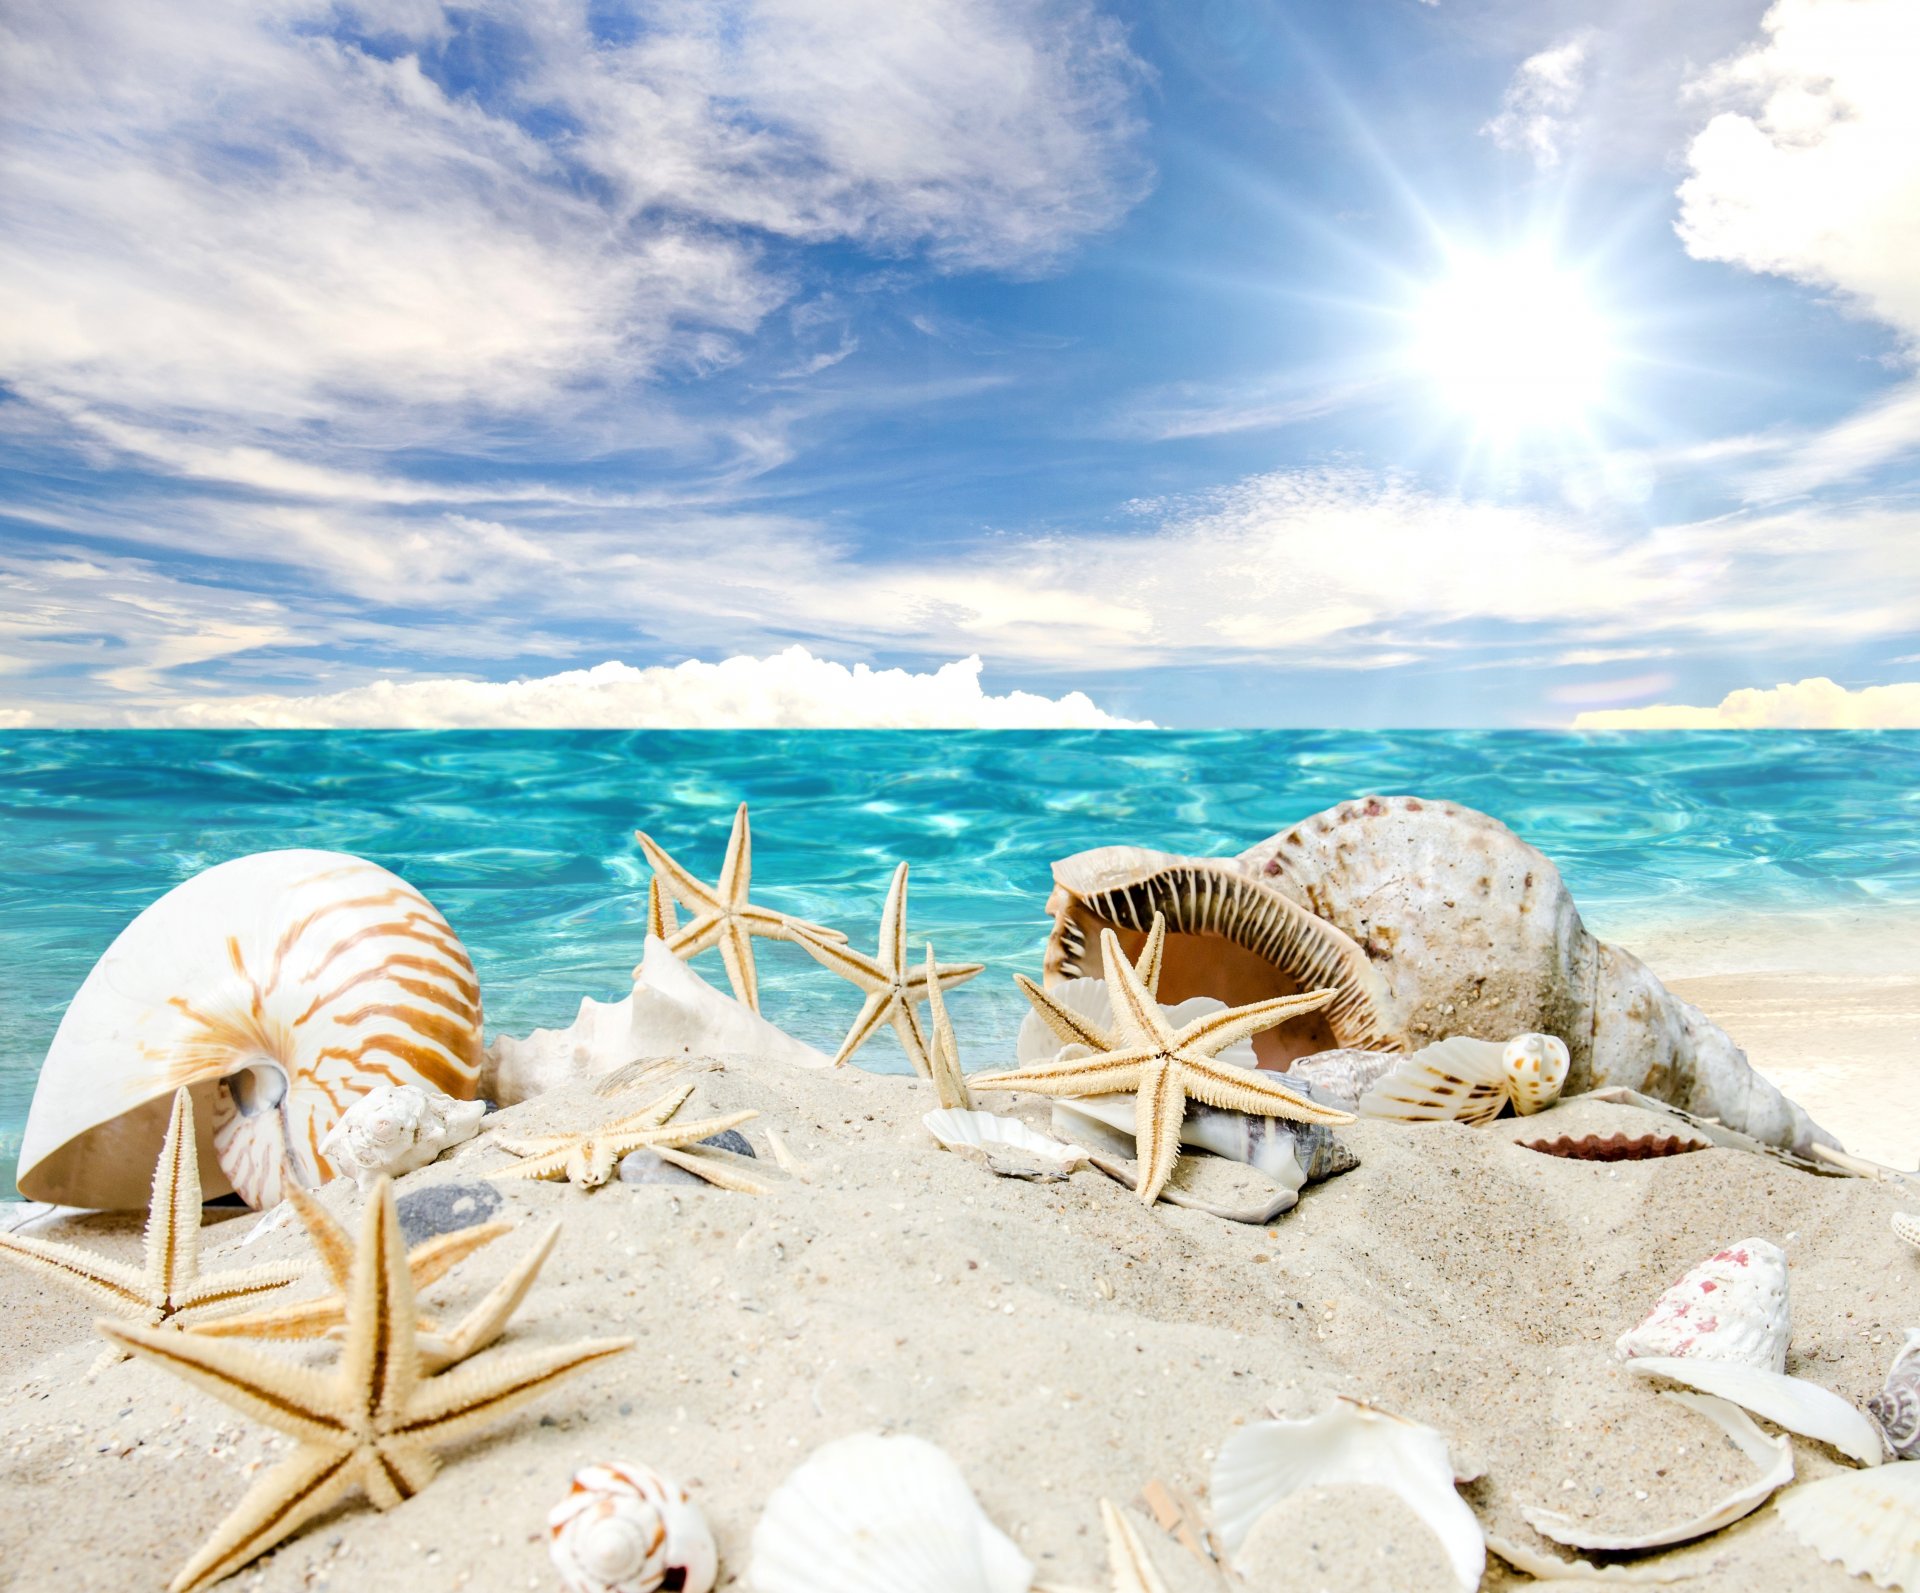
1776, 1462, 1920, 1591
922, 1109, 1088, 1177
1043, 797, 1831, 1153
1615, 1238, 1790, 1372
1523, 1133, 1705, 1161
1624, 1358, 1884, 1466
750, 1432, 1034, 1593
1209, 1400, 1484, 1591
548, 1462, 717, 1593
1356, 1032, 1569, 1126
17, 850, 482, 1210
1868, 1329, 1920, 1461
483, 935, 828, 1105
318, 1084, 486, 1193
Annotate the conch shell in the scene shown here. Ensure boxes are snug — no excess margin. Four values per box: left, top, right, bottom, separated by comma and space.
318, 1084, 486, 1193
547, 1462, 718, 1593
17, 850, 482, 1209
1041, 796, 1830, 1153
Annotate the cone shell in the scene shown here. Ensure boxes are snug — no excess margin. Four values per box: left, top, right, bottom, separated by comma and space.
1776, 1463, 1920, 1591
547, 1462, 717, 1593
750, 1433, 1034, 1593
1615, 1239, 1791, 1372
17, 850, 482, 1209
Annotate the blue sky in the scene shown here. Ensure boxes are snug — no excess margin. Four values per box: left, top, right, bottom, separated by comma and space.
2, 0, 1917, 727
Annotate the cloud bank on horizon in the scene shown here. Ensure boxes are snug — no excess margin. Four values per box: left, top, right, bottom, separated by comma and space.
1, 0, 1917, 728
1575, 677, 1920, 730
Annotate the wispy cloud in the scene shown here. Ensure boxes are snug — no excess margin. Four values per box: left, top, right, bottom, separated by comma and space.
1573, 676, 1920, 729
1482, 31, 1596, 169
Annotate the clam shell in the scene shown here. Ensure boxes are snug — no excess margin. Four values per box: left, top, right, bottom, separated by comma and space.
1776, 1463, 1920, 1591
1615, 1239, 1790, 1372
1522, 1133, 1706, 1162
1358, 1036, 1510, 1125
1623, 1357, 1884, 1466
1868, 1329, 1920, 1461
1209, 1400, 1484, 1591
318, 1084, 486, 1193
17, 850, 482, 1209
922, 1109, 1088, 1177
750, 1432, 1033, 1593
547, 1462, 717, 1593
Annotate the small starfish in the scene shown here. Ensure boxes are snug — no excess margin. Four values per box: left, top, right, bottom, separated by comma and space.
793, 861, 984, 1076
0, 1088, 304, 1364
634, 801, 843, 1010
923, 944, 972, 1110
1033, 1500, 1170, 1593
1016, 912, 1168, 1055
99, 1178, 630, 1593
490, 1082, 770, 1193
972, 927, 1353, 1205
190, 1184, 556, 1374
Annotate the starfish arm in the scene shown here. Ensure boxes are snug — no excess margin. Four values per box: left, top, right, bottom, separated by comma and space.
147, 1088, 204, 1303
95, 1317, 348, 1441
572, 1141, 615, 1187
284, 1184, 355, 1289
1133, 1059, 1188, 1206
792, 927, 886, 990
905, 960, 987, 997
1101, 930, 1176, 1049
608, 1109, 761, 1155
1101, 1500, 1172, 1593
611, 1081, 700, 1129
661, 911, 725, 961
395, 1335, 633, 1449
489, 1150, 572, 1182
925, 947, 971, 1109
402, 1220, 512, 1292
416, 1221, 561, 1374
1134, 915, 1168, 1001
718, 917, 761, 1010
645, 877, 679, 942
1170, 988, 1337, 1055
490, 1133, 577, 1156
1174, 1054, 1357, 1124
360, 1435, 441, 1510
970, 1047, 1155, 1098
340, 1181, 422, 1425
633, 831, 722, 915
878, 861, 909, 978
167, 1444, 358, 1593
828, 991, 893, 1066
0, 1231, 153, 1313
718, 802, 752, 904
172, 1260, 310, 1317
652, 1146, 771, 1196
1014, 972, 1112, 1052
186, 1294, 349, 1343
888, 999, 935, 1080
769, 911, 847, 943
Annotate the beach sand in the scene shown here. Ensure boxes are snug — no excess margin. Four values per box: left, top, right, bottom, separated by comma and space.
0, 1031, 1914, 1593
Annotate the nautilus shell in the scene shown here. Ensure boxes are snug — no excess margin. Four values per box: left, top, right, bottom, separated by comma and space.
16, 850, 483, 1210
547, 1462, 718, 1593
1041, 796, 1831, 1153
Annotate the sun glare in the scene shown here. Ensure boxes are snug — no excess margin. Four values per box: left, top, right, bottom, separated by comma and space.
1411, 252, 1613, 437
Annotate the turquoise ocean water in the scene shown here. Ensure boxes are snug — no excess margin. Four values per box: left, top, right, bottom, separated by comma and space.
4, 729, 1918, 1198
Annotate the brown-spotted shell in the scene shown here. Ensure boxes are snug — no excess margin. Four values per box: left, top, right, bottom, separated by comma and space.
17, 850, 482, 1209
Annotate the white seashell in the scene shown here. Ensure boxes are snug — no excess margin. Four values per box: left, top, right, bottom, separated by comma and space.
922, 1109, 1088, 1177
1485, 1533, 1699, 1583
17, 850, 483, 1210
484, 936, 828, 1104
1615, 1238, 1791, 1372
1896, 1212, 1920, 1251
1868, 1328, 1920, 1461
1209, 1400, 1484, 1591
548, 1462, 717, 1593
317, 1084, 486, 1193
750, 1432, 1034, 1593
1283, 1048, 1400, 1108
1357, 1032, 1569, 1126
1522, 1391, 1792, 1551
1776, 1458, 1920, 1590
1623, 1357, 1884, 1466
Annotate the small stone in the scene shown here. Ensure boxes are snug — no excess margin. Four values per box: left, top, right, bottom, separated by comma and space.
619, 1151, 707, 1187
700, 1129, 755, 1158
395, 1182, 504, 1246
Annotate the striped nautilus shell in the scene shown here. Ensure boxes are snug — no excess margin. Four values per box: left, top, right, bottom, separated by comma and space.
16, 850, 482, 1210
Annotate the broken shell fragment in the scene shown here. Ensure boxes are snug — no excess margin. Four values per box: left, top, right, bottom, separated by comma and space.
547, 1461, 718, 1593
922, 1108, 1089, 1179
1615, 1238, 1790, 1372
1523, 1133, 1706, 1162
1209, 1400, 1484, 1592
1776, 1459, 1920, 1590
1623, 1357, 1884, 1466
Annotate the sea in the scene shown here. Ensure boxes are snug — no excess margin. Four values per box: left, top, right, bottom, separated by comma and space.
4, 728, 1918, 1199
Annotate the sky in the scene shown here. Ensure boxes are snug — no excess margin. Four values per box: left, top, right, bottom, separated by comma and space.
2, 0, 1918, 729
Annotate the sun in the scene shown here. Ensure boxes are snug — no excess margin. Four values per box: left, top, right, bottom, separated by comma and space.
1410, 251, 1614, 437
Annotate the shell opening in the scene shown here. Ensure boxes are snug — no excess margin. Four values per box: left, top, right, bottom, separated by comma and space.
223, 1060, 288, 1116
1043, 851, 1396, 1069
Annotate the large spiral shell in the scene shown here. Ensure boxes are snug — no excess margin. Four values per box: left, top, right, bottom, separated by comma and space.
16, 850, 482, 1210
547, 1463, 717, 1593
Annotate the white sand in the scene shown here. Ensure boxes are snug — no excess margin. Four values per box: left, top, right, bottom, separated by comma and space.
1, 1038, 1914, 1593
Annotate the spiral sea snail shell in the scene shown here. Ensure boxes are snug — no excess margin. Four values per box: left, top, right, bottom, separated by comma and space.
16, 850, 483, 1210
548, 1463, 718, 1593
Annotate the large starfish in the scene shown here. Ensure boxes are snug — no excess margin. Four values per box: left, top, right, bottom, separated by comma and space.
99, 1178, 630, 1593
190, 1184, 557, 1374
1016, 912, 1167, 1055
634, 801, 843, 1010
0, 1088, 304, 1363
489, 1082, 769, 1193
792, 860, 984, 1076
972, 928, 1353, 1205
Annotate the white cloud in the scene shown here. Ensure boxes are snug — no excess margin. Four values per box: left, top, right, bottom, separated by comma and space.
81, 648, 1151, 729
1482, 32, 1595, 168
0, 709, 35, 728
1573, 676, 1920, 729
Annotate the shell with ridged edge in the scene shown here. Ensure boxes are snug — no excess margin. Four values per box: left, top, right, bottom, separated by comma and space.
1896, 1212, 1920, 1251
547, 1462, 718, 1593
750, 1432, 1034, 1593
1357, 1033, 1570, 1126
17, 850, 483, 1210
1776, 1463, 1920, 1590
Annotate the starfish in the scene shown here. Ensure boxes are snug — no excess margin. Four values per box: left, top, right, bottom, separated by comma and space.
792, 861, 985, 1076
1033, 1501, 1170, 1593
971, 927, 1353, 1205
489, 1082, 770, 1193
634, 801, 843, 1010
98, 1178, 630, 1593
1015, 912, 1168, 1056
0, 1088, 304, 1364
189, 1184, 558, 1374
923, 944, 972, 1110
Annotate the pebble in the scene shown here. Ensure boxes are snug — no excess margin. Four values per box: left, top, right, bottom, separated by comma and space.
620, 1132, 757, 1186
395, 1182, 504, 1245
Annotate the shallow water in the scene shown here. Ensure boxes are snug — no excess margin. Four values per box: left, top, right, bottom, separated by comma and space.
4, 729, 1917, 1197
